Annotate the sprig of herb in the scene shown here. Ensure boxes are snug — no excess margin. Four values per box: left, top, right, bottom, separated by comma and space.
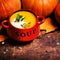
16, 14, 25, 22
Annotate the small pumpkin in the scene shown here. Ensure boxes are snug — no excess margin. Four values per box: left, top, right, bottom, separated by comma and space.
0, 0, 21, 20
55, 3, 60, 24
22, 0, 58, 17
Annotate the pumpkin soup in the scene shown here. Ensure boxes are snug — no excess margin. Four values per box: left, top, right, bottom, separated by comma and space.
10, 11, 36, 29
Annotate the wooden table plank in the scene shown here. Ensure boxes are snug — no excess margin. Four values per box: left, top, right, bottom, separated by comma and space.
0, 29, 60, 60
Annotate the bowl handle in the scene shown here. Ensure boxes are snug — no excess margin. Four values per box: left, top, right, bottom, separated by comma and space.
37, 16, 44, 25
2, 20, 9, 28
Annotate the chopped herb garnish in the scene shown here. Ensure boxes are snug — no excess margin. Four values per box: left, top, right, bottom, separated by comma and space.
28, 22, 31, 24
22, 22, 31, 28
21, 24, 23, 27
16, 14, 25, 22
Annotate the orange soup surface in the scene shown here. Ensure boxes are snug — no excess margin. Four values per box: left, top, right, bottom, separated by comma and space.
10, 11, 36, 29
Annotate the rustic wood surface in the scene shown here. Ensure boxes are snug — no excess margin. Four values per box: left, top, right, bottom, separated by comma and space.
0, 28, 60, 60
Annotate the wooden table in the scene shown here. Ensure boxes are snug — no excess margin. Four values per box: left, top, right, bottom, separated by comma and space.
0, 28, 60, 60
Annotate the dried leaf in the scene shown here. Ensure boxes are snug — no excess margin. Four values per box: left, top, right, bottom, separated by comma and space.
0, 25, 2, 30
40, 17, 57, 33
0, 35, 7, 42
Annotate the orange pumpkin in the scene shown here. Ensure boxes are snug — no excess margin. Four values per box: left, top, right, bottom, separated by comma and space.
22, 0, 58, 17
55, 3, 60, 24
0, 0, 21, 20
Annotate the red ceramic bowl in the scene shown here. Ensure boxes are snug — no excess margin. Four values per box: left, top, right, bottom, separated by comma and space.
2, 10, 44, 42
